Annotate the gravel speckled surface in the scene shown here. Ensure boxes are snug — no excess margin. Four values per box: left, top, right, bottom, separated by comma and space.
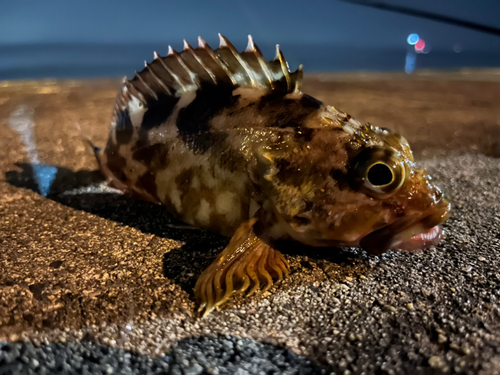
0, 335, 323, 375
1, 73, 500, 374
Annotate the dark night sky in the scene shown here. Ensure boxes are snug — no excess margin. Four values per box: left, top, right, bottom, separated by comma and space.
0, 0, 499, 79
1, 0, 499, 49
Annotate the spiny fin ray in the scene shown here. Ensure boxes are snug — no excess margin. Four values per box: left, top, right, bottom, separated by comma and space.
119, 34, 303, 110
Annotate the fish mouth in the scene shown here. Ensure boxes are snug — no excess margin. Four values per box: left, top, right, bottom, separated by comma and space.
360, 200, 451, 255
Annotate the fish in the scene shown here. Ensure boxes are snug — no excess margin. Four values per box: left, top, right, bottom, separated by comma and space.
93, 34, 451, 315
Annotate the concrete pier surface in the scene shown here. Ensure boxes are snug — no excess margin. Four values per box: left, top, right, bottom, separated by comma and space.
1, 71, 500, 374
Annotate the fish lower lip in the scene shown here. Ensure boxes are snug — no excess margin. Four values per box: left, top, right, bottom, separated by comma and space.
392, 225, 443, 251
360, 200, 451, 255
360, 216, 417, 254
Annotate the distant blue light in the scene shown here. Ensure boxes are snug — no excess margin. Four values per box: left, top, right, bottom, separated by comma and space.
32, 164, 58, 197
407, 33, 419, 45
405, 51, 416, 74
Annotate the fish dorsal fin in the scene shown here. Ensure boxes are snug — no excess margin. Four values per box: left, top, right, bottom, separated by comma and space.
113, 34, 303, 114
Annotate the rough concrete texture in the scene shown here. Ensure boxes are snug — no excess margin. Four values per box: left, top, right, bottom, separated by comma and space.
0, 72, 500, 374
0, 335, 322, 375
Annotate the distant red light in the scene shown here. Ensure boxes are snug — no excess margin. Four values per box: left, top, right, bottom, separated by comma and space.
415, 39, 425, 51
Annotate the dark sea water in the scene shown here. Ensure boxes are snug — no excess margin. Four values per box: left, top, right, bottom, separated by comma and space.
1, 43, 499, 80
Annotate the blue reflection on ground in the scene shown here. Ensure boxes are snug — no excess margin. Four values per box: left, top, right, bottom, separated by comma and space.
8, 105, 58, 196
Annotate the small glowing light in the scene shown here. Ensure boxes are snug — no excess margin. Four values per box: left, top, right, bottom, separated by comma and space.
407, 33, 419, 45
415, 39, 426, 52
453, 43, 462, 53
8, 105, 58, 197
405, 51, 416, 74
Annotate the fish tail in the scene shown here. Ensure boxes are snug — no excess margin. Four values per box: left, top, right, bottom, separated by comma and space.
75, 122, 129, 191
87, 138, 102, 168
75, 122, 102, 168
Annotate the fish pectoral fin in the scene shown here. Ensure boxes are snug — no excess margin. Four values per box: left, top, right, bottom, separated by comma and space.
194, 218, 290, 316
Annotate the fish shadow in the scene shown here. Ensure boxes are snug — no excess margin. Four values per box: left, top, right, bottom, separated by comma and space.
277, 239, 367, 265
5, 162, 199, 239
5, 162, 369, 299
6, 162, 105, 197
5, 163, 227, 292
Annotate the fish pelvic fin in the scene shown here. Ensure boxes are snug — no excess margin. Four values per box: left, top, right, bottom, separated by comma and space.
195, 217, 290, 316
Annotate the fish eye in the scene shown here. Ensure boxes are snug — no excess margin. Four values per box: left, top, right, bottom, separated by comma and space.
351, 147, 405, 198
367, 162, 394, 186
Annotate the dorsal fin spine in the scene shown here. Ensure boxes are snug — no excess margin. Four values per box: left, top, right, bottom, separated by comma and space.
116, 78, 128, 108
244, 35, 255, 53
157, 54, 187, 92
201, 37, 236, 85
171, 46, 200, 87
117, 91, 127, 108
125, 80, 146, 105
186, 39, 217, 84
294, 64, 303, 93
166, 45, 191, 89
116, 35, 304, 116
135, 72, 158, 100
247, 35, 275, 90
146, 64, 173, 96
218, 33, 228, 48
275, 45, 292, 91
219, 33, 257, 87
197, 36, 207, 48
112, 86, 128, 120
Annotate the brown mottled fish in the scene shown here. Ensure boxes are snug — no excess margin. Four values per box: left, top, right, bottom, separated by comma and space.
93, 34, 451, 315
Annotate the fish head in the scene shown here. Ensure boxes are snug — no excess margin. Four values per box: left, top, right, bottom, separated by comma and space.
258, 113, 450, 254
